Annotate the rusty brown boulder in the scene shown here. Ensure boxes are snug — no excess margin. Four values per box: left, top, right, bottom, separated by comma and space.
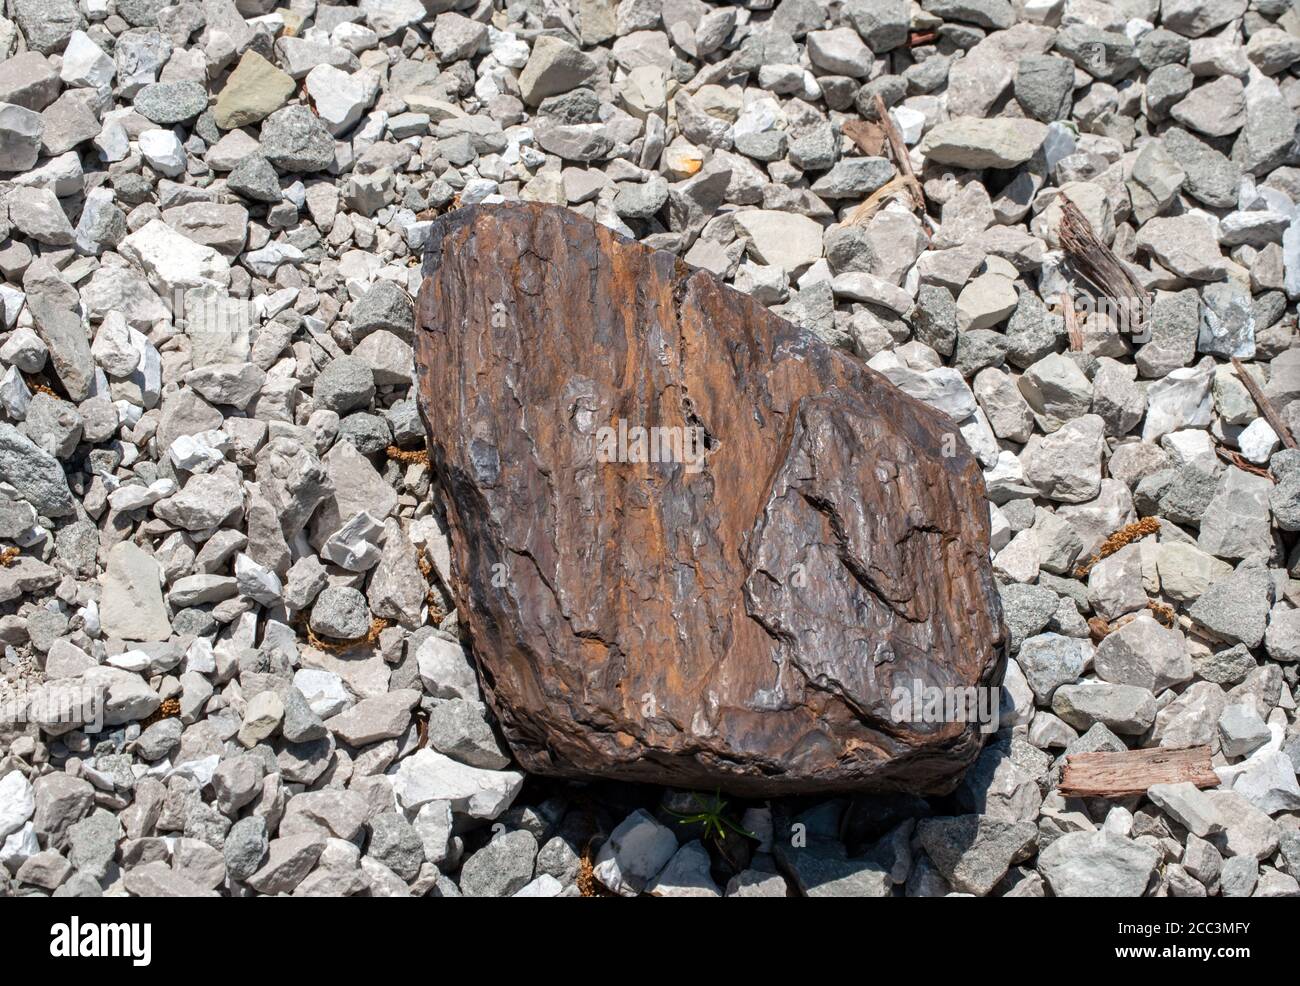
415, 203, 1005, 796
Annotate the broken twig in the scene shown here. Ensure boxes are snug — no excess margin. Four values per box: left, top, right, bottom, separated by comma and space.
1214, 443, 1272, 479
1231, 356, 1296, 450
873, 93, 926, 217
847, 96, 932, 235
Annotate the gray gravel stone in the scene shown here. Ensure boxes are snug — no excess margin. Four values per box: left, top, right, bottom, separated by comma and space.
310, 585, 372, 640
260, 105, 335, 172
12, 0, 85, 54
917, 814, 1037, 895
1039, 831, 1159, 897
66, 809, 122, 880
351, 280, 414, 341
0, 422, 74, 516
313, 356, 375, 415
134, 80, 208, 124
366, 812, 424, 882
1014, 56, 1074, 123
458, 829, 538, 897
1052, 680, 1157, 735
1190, 562, 1273, 649
227, 155, 282, 203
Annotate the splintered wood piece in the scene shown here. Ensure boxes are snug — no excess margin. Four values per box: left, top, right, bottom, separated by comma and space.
847, 174, 910, 225
849, 95, 932, 235
1232, 356, 1297, 450
1057, 195, 1150, 332
842, 119, 886, 158
1061, 291, 1084, 351
1059, 746, 1219, 798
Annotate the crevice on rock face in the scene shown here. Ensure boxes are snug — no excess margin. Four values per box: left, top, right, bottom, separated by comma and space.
415, 202, 1007, 796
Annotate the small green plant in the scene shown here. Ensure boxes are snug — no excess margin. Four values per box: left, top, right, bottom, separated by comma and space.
666, 790, 755, 844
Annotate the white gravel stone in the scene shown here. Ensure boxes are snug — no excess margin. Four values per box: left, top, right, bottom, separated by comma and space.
1142, 360, 1214, 442
0, 770, 35, 841
305, 65, 372, 137
1237, 418, 1279, 464
1021, 414, 1105, 503
389, 748, 523, 820
593, 808, 679, 897
138, 129, 186, 177
120, 218, 231, 295
60, 31, 115, 89
732, 210, 824, 273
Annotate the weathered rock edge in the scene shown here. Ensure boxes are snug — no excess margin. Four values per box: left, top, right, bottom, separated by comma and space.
415, 202, 1006, 796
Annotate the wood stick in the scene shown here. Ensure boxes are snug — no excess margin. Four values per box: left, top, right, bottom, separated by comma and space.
1059, 746, 1219, 798
873, 94, 925, 216
1232, 356, 1297, 450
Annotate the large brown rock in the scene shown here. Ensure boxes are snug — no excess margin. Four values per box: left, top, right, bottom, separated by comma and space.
415, 203, 1005, 796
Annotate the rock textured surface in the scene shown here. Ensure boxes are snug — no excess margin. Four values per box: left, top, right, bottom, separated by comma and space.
415, 202, 1006, 796
0, 0, 1299, 900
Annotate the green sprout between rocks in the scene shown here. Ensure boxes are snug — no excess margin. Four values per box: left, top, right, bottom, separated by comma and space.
665, 790, 756, 844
